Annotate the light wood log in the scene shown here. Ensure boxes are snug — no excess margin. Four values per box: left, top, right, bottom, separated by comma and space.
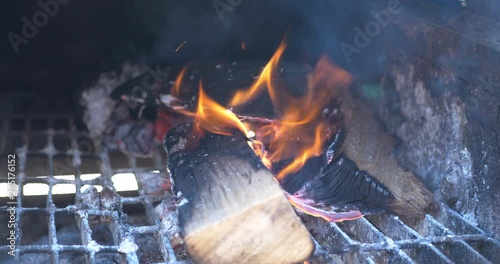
164, 123, 313, 264
340, 90, 434, 218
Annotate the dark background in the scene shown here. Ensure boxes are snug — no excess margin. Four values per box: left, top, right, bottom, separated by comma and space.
0, 0, 492, 114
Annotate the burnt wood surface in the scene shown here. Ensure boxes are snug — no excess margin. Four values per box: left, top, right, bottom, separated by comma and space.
339, 92, 434, 218
304, 154, 395, 209
163, 122, 313, 264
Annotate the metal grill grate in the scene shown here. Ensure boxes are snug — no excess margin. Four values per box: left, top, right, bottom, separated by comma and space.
1, 114, 499, 264
0, 114, 177, 264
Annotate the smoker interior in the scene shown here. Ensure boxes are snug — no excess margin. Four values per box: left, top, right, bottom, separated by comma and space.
1, 0, 500, 263
0, 115, 498, 263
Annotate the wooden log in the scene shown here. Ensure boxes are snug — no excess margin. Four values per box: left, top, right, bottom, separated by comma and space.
338, 90, 434, 218
163, 123, 313, 264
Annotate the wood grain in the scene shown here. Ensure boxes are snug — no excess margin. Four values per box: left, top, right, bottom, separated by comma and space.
340, 91, 434, 218
164, 123, 313, 264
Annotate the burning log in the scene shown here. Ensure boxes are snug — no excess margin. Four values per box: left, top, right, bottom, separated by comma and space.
282, 90, 434, 219
163, 123, 314, 263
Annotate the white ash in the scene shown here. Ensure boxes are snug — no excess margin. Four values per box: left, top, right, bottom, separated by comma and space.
100, 186, 120, 210
155, 198, 182, 247
118, 237, 139, 254
160, 94, 179, 107
41, 143, 56, 156
87, 240, 102, 252
136, 171, 169, 195
155, 198, 176, 219
393, 66, 475, 223
81, 63, 146, 138
70, 148, 82, 166
78, 186, 100, 209
169, 138, 187, 154
160, 210, 180, 236
177, 197, 189, 206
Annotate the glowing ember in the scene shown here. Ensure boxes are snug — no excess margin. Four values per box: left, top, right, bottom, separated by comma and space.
285, 192, 363, 222
175, 40, 187, 53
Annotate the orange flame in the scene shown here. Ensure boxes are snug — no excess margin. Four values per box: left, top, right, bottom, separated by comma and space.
169, 39, 354, 222
273, 124, 327, 180
229, 39, 287, 108
194, 82, 249, 137
171, 66, 188, 98
172, 39, 351, 183
229, 48, 352, 180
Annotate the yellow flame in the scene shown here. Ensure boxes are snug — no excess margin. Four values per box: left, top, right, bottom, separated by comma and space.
172, 39, 351, 183
228, 39, 287, 107
194, 82, 249, 137
171, 66, 188, 98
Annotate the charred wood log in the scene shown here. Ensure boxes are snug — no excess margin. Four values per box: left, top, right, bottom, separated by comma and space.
281, 91, 433, 219
163, 123, 313, 264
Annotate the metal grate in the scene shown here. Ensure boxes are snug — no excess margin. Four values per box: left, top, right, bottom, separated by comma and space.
0, 114, 177, 264
1, 114, 499, 264
305, 205, 500, 263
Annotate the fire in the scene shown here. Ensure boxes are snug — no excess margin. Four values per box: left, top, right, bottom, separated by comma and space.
169, 39, 353, 221
173, 40, 351, 181
194, 81, 249, 137
171, 66, 188, 98
191, 83, 273, 167
227, 46, 352, 181
273, 124, 327, 180
229, 39, 287, 108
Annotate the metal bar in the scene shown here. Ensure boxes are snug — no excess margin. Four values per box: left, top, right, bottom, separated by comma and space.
127, 154, 176, 263
425, 215, 492, 263
366, 213, 454, 263
0, 245, 120, 253
100, 147, 140, 264
45, 129, 60, 264
13, 118, 29, 262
